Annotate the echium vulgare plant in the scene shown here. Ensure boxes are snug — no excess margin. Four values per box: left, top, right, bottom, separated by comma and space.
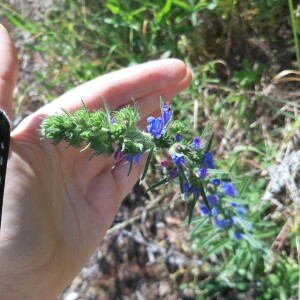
40, 99, 251, 240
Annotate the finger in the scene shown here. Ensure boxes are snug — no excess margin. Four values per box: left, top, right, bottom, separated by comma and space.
85, 154, 147, 222
136, 67, 192, 125
36, 59, 189, 115
0, 25, 19, 119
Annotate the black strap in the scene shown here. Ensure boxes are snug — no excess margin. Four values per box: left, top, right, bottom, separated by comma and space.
0, 110, 10, 227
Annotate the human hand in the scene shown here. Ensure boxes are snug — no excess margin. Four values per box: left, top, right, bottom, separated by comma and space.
0, 25, 192, 299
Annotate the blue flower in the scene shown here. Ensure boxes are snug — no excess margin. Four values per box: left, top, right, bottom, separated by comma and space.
237, 205, 247, 215
147, 103, 172, 139
126, 152, 142, 164
211, 178, 221, 186
171, 153, 184, 166
201, 205, 218, 216
192, 137, 201, 150
208, 195, 218, 206
211, 206, 218, 216
175, 134, 182, 142
184, 182, 190, 195
169, 168, 178, 179
221, 182, 237, 197
161, 104, 172, 125
234, 231, 243, 240
200, 205, 210, 215
192, 187, 200, 196
203, 151, 216, 169
198, 168, 208, 178
216, 218, 228, 228
147, 117, 167, 139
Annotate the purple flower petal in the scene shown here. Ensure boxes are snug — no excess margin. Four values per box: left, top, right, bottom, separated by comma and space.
211, 178, 221, 186
198, 168, 208, 178
234, 231, 243, 240
203, 151, 216, 169
171, 153, 184, 166
200, 205, 210, 215
169, 168, 178, 179
207, 195, 218, 206
192, 137, 201, 150
161, 104, 172, 125
147, 117, 167, 139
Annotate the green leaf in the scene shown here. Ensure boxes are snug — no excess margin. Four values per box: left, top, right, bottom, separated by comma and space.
177, 165, 188, 200
206, 132, 214, 152
105, 3, 120, 14
173, 0, 193, 12
188, 193, 198, 224
189, 219, 212, 238
140, 146, 154, 182
233, 145, 265, 156
253, 228, 279, 239
178, 169, 185, 200
203, 238, 231, 259
198, 181, 210, 211
239, 176, 251, 196
242, 234, 264, 249
103, 100, 111, 122
228, 156, 239, 173
195, 229, 220, 248
127, 157, 134, 176
146, 177, 168, 192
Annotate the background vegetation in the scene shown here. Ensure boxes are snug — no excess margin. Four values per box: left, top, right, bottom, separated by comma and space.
0, 0, 299, 299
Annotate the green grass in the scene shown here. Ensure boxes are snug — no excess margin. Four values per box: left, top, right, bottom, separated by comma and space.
1, 0, 299, 298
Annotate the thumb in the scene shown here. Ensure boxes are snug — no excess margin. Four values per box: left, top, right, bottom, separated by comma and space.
0, 24, 19, 119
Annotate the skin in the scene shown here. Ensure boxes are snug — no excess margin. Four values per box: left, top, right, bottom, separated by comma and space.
0, 24, 192, 299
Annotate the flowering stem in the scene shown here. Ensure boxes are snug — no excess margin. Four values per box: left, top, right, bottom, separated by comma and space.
40, 100, 251, 240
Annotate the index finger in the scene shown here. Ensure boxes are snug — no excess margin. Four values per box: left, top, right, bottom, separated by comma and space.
37, 59, 189, 114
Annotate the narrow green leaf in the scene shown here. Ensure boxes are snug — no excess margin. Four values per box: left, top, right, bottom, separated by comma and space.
178, 169, 185, 200
178, 165, 188, 182
206, 132, 214, 152
203, 238, 231, 259
146, 177, 168, 192
127, 157, 134, 176
239, 176, 251, 196
103, 100, 111, 122
228, 156, 239, 173
140, 146, 154, 181
188, 193, 198, 224
243, 234, 264, 249
196, 230, 219, 248
173, 0, 193, 11
190, 223, 213, 238
198, 181, 211, 211
189, 217, 210, 236
253, 228, 279, 239
200, 124, 212, 141
81, 99, 89, 113
190, 224, 214, 238
233, 145, 265, 155
177, 166, 187, 199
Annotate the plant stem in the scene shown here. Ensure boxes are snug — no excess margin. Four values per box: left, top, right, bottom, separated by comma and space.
289, 0, 300, 70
